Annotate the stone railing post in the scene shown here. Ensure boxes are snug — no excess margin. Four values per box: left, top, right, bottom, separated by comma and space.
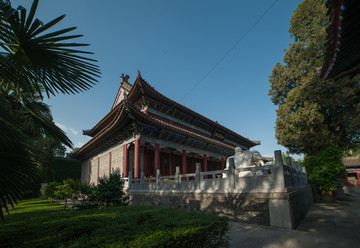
285, 157, 295, 186
293, 161, 304, 186
175, 166, 180, 190
128, 171, 133, 190
195, 163, 201, 190
228, 157, 235, 191
302, 167, 308, 184
269, 151, 295, 229
272, 150, 285, 190
140, 172, 144, 190
285, 157, 292, 167
293, 161, 302, 186
156, 169, 161, 190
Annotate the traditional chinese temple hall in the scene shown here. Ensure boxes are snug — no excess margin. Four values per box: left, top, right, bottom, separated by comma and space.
72, 72, 260, 184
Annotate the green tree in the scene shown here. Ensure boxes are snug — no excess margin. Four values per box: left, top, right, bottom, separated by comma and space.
268, 0, 360, 155
344, 139, 360, 156
95, 173, 129, 208
41, 181, 60, 203
303, 145, 345, 192
0, 0, 100, 219
54, 178, 80, 210
77, 173, 129, 209
32, 136, 67, 183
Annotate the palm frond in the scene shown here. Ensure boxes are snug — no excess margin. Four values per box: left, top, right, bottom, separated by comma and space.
0, 114, 28, 149
0, 92, 30, 149
0, 146, 41, 219
30, 14, 65, 37
0, 0, 100, 98
23, 99, 73, 148
24, 0, 38, 30
0, 0, 97, 219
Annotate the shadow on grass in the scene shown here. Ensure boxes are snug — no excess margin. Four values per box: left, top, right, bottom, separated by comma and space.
1, 199, 229, 248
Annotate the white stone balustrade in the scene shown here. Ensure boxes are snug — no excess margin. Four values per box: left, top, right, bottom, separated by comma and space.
126, 150, 308, 193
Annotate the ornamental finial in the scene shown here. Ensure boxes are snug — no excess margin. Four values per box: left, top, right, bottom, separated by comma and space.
137, 69, 141, 77
120, 73, 130, 83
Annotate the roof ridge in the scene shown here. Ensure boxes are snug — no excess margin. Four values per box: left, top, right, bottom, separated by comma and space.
74, 101, 127, 155
128, 75, 257, 146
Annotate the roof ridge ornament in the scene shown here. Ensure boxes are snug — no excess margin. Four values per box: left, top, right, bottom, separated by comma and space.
137, 69, 141, 77
120, 73, 130, 84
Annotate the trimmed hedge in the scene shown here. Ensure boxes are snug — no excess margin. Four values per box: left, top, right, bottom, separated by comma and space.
24, 158, 81, 198
52, 158, 81, 182
0, 199, 229, 248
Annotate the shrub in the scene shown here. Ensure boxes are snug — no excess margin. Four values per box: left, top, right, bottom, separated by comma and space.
41, 181, 60, 203
54, 178, 80, 210
303, 145, 345, 192
77, 173, 129, 209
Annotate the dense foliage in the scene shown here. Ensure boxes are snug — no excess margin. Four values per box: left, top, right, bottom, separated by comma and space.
32, 137, 67, 183
23, 158, 80, 198
77, 173, 129, 209
52, 158, 81, 182
0, 198, 229, 248
303, 145, 345, 191
41, 181, 60, 202
268, 0, 360, 155
0, 0, 99, 218
344, 140, 360, 157
54, 179, 80, 210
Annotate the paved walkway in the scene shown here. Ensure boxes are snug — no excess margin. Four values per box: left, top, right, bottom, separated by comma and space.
228, 188, 360, 248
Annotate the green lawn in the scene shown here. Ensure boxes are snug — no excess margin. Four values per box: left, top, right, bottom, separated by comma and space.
0, 198, 229, 248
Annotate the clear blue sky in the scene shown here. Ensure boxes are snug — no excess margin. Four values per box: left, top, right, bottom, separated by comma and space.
14, 0, 302, 158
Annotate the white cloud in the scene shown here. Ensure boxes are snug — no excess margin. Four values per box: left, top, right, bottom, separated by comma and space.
69, 128, 79, 136
55, 122, 68, 131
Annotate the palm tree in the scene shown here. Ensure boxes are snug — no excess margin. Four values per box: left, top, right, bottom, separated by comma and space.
0, 0, 100, 218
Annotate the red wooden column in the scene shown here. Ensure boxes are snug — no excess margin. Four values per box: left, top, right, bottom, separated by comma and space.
109, 152, 112, 176
88, 162, 92, 183
221, 158, 225, 170
182, 150, 187, 174
202, 154, 208, 179
144, 147, 149, 177
123, 144, 129, 177
203, 154, 208, 172
161, 155, 165, 176
191, 154, 195, 173
169, 150, 173, 175
97, 157, 100, 183
154, 144, 160, 176
134, 138, 140, 179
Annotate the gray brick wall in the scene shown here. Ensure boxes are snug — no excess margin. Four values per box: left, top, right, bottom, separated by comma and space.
83, 144, 125, 184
